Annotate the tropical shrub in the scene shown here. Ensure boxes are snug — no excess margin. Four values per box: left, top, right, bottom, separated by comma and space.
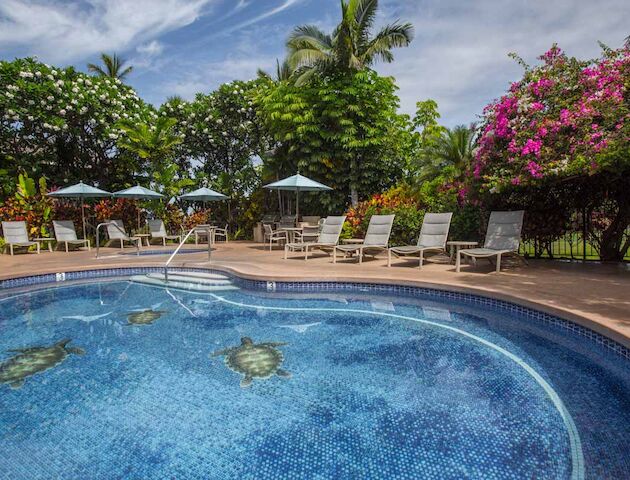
344, 185, 425, 245
182, 209, 213, 231
474, 44, 630, 260
94, 199, 142, 234
0, 173, 53, 237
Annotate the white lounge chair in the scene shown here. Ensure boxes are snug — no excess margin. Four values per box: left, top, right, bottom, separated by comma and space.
214, 224, 228, 243
106, 219, 141, 250
148, 219, 181, 246
53, 220, 90, 252
263, 224, 287, 251
456, 211, 525, 273
333, 214, 395, 264
2, 221, 40, 255
388, 212, 452, 268
284, 216, 346, 260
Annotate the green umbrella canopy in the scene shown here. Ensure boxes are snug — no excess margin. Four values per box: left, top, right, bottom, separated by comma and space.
47, 181, 111, 198
112, 185, 164, 199
263, 174, 332, 192
179, 187, 228, 202
263, 174, 333, 219
47, 182, 111, 240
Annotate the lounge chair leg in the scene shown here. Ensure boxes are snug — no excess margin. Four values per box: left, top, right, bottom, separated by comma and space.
456, 250, 461, 272
333, 248, 337, 263
419, 250, 424, 269
10, 244, 13, 256
284, 245, 288, 260
358, 248, 363, 264
65, 242, 69, 253
387, 250, 391, 267
87, 240, 91, 251
496, 254, 502, 273
36, 243, 40, 254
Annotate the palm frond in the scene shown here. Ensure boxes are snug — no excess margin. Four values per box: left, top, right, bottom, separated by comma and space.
362, 22, 413, 64
354, 0, 378, 45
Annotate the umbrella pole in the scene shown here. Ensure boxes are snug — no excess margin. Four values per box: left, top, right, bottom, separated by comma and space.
296, 188, 299, 223
137, 202, 141, 233
81, 201, 87, 240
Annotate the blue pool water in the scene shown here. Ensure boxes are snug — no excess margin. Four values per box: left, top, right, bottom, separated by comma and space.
0, 279, 628, 479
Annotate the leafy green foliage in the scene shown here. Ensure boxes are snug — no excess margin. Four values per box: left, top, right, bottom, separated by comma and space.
257, 69, 406, 211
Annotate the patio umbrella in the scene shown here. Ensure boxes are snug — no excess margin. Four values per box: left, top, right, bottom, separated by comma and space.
47, 181, 111, 240
112, 185, 164, 230
263, 173, 332, 219
179, 187, 228, 203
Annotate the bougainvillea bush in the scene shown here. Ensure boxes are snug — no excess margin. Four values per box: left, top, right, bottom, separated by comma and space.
474, 44, 630, 260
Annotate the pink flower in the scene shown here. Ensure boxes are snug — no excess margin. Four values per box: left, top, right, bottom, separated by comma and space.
511, 177, 521, 185
522, 139, 543, 157
526, 161, 543, 178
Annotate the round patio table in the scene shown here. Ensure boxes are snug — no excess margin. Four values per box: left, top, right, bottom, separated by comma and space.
133, 234, 152, 247
280, 227, 303, 244
447, 241, 479, 264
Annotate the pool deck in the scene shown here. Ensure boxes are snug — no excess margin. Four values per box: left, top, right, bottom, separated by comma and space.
1, 241, 629, 349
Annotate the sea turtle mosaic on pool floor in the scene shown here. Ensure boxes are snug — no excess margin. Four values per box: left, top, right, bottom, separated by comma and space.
212, 337, 291, 388
0, 339, 84, 389
127, 309, 166, 326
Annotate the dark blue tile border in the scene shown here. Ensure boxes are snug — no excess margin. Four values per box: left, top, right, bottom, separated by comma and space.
1, 267, 628, 361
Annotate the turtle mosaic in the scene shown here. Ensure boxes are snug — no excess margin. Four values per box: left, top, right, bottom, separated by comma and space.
212, 337, 291, 388
127, 309, 166, 325
0, 339, 85, 389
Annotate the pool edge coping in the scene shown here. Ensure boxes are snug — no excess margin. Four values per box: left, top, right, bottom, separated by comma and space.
0, 263, 628, 360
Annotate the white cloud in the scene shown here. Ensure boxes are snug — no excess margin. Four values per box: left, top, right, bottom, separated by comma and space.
0, 0, 215, 63
137, 40, 164, 56
376, 0, 630, 126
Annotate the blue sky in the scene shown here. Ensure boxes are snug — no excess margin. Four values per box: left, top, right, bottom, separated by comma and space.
0, 0, 628, 126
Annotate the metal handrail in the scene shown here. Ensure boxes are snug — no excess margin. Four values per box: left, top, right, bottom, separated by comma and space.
95, 222, 139, 258
163, 225, 214, 283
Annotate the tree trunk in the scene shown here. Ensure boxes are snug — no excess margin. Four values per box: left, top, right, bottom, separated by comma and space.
598, 197, 630, 261
350, 157, 359, 207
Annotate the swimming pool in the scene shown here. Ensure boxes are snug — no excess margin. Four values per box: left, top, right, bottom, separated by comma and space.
0, 274, 628, 479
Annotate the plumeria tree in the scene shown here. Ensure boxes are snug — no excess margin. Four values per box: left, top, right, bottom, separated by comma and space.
474, 44, 630, 260
161, 79, 271, 229
0, 57, 151, 190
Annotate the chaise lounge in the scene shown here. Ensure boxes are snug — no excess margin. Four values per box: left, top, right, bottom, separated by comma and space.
333, 214, 395, 264
284, 215, 346, 260
455, 210, 525, 273
388, 212, 452, 268
53, 220, 91, 252
1, 221, 41, 255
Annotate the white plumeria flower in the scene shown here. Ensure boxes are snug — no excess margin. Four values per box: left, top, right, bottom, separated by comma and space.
35, 71, 41, 77
59, 109, 66, 115
47, 95, 54, 101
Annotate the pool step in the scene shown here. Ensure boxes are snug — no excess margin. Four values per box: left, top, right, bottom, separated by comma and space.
130, 271, 238, 292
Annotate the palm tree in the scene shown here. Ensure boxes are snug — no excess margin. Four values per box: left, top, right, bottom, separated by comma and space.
417, 125, 476, 183
87, 53, 133, 80
286, 0, 414, 85
257, 58, 292, 82
117, 117, 182, 165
